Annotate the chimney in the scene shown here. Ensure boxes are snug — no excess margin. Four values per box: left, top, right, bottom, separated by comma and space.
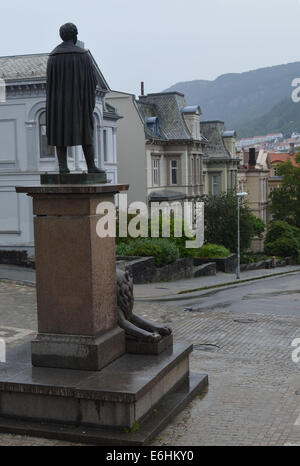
141, 82, 144, 96
289, 143, 295, 155
249, 148, 256, 169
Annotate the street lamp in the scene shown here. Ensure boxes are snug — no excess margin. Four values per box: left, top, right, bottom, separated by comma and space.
236, 192, 248, 280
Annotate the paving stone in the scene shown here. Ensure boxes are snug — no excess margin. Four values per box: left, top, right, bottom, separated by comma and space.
1, 281, 300, 445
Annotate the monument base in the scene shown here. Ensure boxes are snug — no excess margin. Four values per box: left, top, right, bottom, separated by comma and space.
126, 334, 173, 355
40, 172, 107, 185
31, 327, 125, 371
0, 342, 208, 446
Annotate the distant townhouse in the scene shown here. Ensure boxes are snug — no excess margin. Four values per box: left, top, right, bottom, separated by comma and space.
268, 144, 300, 194
107, 91, 206, 227
238, 148, 271, 251
107, 91, 238, 222
0, 52, 120, 257
201, 122, 239, 196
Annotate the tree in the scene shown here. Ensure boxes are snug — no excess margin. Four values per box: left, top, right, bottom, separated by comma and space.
270, 153, 300, 228
203, 190, 265, 253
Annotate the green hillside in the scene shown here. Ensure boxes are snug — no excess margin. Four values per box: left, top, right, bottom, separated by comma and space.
164, 62, 300, 134
237, 98, 300, 138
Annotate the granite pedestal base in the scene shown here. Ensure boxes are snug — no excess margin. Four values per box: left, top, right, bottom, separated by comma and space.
40, 172, 107, 185
126, 334, 173, 355
0, 342, 208, 445
31, 327, 125, 371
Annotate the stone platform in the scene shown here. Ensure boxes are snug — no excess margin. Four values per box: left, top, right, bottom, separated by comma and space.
0, 342, 208, 445
40, 172, 107, 185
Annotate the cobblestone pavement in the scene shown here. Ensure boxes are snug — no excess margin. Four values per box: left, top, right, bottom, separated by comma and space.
1, 281, 300, 445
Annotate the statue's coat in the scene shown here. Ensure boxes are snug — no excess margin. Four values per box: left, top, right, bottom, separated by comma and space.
46, 42, 98, 147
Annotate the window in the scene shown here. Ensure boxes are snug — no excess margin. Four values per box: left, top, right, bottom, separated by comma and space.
103, 129, 108, 162
171, 160, 178, 185
211, 175, 221, 196
152, 159, 160, 186
39, 112, 55, 158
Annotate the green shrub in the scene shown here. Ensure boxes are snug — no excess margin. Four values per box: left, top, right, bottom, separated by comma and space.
250, 215, 266, 239
241, 252, 269, 264
197, 244, 231, 259
264, 237, 299, 259
265, 221, 298, 245
203, 190, 264, 253
116, 238, 180, 267
116, 211, 197, 258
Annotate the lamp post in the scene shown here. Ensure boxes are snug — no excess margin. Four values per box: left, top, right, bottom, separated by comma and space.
236, 192, 248, 280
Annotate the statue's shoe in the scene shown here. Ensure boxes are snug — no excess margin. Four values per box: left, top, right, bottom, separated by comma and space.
59, 169, 70, 174
88, 167, 105, 174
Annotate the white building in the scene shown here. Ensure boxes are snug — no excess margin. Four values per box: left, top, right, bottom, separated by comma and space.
0, 53, 120, 259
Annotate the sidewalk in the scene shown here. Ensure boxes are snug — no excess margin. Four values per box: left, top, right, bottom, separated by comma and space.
1, 263, 300, 301
134, 265, 300, 300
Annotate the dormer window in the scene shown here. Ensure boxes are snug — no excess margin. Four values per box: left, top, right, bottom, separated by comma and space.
146, 117, 159, 137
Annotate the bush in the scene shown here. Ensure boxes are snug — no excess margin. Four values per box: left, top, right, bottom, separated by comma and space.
197, 244, 231, 259
116, 238, 180, 267
264, 237, 299, 259
250, 215, 266, 239
116, 211, 197, 258
203, 190, 264, 253
265, 221, 298, 245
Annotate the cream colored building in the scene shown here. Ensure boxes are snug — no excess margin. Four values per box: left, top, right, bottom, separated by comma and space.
201, 122, 239, 195
105, 91, 146, 204
107, 90, 239, 238
238, 148, 271, 251
107, 91, 206, 218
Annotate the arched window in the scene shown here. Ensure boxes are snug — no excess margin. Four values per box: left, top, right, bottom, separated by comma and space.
39, 112, 55, 158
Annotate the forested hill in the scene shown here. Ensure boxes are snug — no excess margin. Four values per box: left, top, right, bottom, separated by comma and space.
164, 62, 300, 137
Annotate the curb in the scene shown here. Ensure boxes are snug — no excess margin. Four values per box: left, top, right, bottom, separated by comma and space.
135, 268, 300, 302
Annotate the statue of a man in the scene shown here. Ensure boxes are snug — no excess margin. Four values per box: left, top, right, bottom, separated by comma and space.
46, 23, 103, 174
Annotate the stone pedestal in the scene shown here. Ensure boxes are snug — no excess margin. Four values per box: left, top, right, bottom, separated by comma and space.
0, 181, 209, 445
16, 184, 129, 371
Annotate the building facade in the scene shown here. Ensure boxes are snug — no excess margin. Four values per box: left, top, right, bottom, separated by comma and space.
107, 90, 238, 227
268, 145, 300, 195
238, 148, 271, 251
0, 53, 119, 256
201, 122, 238, 196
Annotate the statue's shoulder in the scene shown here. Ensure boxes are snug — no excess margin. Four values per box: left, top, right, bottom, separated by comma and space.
50, 43, 88, 56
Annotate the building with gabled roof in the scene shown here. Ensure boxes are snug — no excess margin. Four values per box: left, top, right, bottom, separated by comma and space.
107, 90, 238, 229
201, 121, 239, 196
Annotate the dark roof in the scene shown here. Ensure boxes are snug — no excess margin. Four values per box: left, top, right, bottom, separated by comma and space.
0, 53, 48, 80
137, 93, 192, 141
201, 121, 231, 159
0, 52, 110, 91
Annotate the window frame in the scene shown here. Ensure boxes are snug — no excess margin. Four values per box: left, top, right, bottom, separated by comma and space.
39, 111, 56, 160
170, 159, 179, 185
152, 158, 160, 187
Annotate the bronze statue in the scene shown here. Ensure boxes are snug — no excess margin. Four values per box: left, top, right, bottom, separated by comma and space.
46, 23, 103, 175
116, 268, 172, 343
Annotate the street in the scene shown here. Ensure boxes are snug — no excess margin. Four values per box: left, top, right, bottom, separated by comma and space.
164, 272, 300, 318
1, 273, 300, 445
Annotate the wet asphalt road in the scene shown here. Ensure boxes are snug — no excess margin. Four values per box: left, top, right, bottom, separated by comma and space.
167, 272, 300, 317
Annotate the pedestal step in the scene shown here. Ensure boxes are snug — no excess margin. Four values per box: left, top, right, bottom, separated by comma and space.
0, 341, 207, 440
0, 373, 208, 445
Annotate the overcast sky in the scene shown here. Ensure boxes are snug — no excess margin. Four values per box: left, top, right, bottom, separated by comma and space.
1, 0, 300, 94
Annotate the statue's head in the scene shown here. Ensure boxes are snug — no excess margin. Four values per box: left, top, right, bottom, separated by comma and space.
59, 23, 78, 44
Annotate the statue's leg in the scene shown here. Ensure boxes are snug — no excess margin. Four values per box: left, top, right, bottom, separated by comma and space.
130, 313, 172, 337
82, 144, 104, 174
117, 308, 162, 343
56, 147, 70, 174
